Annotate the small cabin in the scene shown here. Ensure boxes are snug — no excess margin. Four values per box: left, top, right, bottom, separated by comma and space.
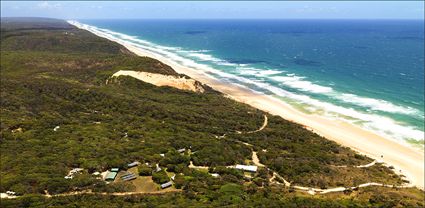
127, 161, 141, 168
235, 165, 258, 172
154, 167, 162, 172
160, 181, 173, 189
70, 168, 83, 174
6, 191, 16, 195
210, 173, 220, 177
105, 171, 118, 181
177, 148, 186, 153
64, 168, 83, 179
121, 173, 137, 181
154, 164, 162, 172
64, 175, 73, 179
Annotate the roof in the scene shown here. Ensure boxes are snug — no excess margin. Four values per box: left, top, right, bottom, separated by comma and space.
70, 168, 83, 174
121, 174, 131, 178
210, 173, 220, 177
127, 161, 140, 167
105, 171, 118, 180
110, 168, 119, 172
121, 173, 136, 179
177, 148, 186, 153
122, 176, 137, 181
160, 181, 173, 189
235, 165, 258, 172
6, 191, 16, 195
122, 173, 137, 181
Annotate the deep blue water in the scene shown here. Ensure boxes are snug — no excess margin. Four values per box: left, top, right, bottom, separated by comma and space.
76, 19, 424, 147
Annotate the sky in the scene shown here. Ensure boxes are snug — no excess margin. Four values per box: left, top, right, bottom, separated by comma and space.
1, 1, 424, 20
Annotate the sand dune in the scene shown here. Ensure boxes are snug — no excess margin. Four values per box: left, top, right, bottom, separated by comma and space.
111, 70, 205, 93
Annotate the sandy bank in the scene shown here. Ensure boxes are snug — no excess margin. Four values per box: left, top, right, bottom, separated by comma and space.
111, 70, 205, 93
74, 22, 424, 190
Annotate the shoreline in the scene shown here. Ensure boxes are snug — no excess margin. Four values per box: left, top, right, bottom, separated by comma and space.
71, 21, 424, 189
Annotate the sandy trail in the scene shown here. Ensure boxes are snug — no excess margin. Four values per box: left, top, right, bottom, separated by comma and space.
188, 161, 209, 169
333, 160, 379, 168
252, 151, 265, 167
246, 115, 268, 133
356, 160, 377, 168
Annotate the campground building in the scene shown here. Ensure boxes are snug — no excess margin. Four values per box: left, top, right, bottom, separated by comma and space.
235, 165, 258, 172
160, 181, 173, 189
105, 168, 120, 181
105, 171, 118, 181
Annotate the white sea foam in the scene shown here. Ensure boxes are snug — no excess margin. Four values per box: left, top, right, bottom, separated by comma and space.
187, 52, 239, 67
188, 53, 225, 62
235, 66, 420, 116
68, 20, 425, 144
259, 70, 284, 76
155, 45, 183, 51
247, 80, 424, 142
271, 75, 334, 93
239, 68, 282, 76
237, 66, 334, 94
340, 94, 420, 116
178, 49, 212, 53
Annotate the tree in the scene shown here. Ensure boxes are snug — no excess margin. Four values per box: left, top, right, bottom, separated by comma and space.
138, 164, 152, 176
43, 178, 71, 194
173, 174, 185, 189
152, 170, 169, 184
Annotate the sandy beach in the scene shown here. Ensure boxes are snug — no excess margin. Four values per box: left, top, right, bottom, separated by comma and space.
73, 22, 424, 189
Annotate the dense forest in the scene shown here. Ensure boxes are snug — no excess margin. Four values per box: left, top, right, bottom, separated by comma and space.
1, 18, 423, 207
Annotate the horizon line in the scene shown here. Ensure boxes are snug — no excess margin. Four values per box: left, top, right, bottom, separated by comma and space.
2, 16, 425, 21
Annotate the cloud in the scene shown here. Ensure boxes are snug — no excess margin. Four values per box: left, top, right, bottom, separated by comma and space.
37, 1, 61, 9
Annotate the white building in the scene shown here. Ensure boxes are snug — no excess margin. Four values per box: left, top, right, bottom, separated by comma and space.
235, 165, 257, 172
65, 168, 84, 179
210, 173, 220, 177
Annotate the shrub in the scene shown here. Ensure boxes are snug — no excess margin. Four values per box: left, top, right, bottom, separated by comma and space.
152, 170, 169, 184
138, 164, 153, 176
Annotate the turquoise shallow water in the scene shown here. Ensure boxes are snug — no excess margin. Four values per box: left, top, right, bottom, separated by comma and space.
76, 19, 424, 148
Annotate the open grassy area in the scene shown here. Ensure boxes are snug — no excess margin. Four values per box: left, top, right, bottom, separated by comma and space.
131, 176, 160, 192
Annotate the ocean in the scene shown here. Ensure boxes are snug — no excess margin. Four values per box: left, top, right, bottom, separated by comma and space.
76, 19, 424, 148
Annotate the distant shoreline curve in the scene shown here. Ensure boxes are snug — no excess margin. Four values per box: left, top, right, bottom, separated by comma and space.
68, 20, 424, 190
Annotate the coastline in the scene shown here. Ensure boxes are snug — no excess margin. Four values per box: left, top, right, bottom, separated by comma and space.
71, 21, 424, 189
